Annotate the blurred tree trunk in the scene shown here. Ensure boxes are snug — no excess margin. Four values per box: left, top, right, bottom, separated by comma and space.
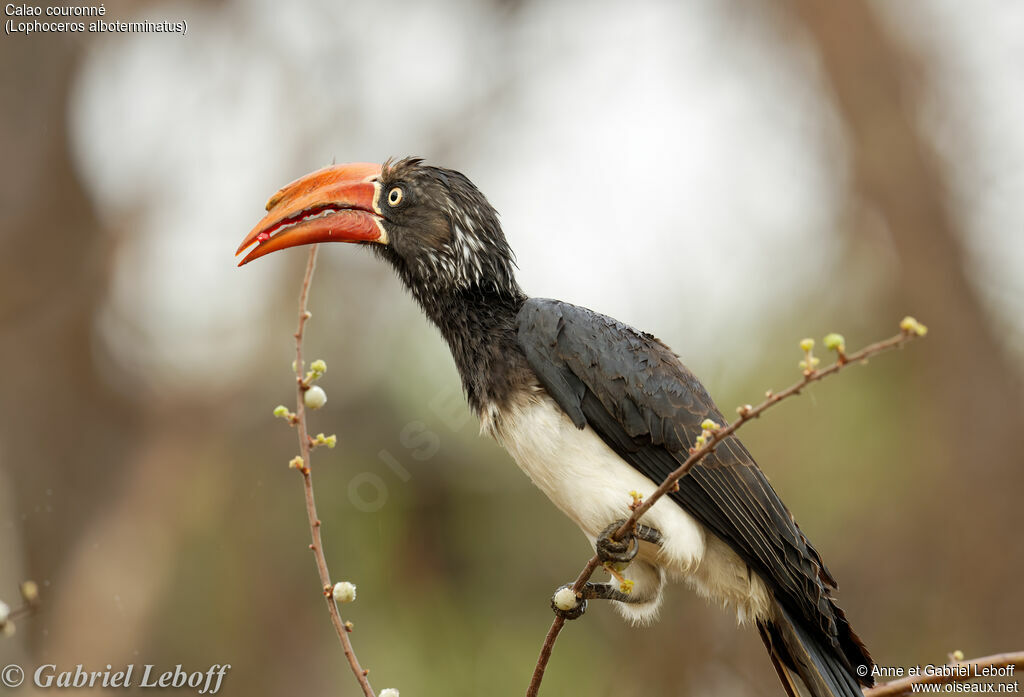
0, 23, 226, 674
782, 0, 1024, 650
0, 32, 142, 574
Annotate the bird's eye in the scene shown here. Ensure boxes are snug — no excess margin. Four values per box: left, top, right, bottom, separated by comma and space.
387, 187, 403, 207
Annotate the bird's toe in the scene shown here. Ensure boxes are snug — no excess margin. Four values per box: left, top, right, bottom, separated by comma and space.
595, 519, 640, 565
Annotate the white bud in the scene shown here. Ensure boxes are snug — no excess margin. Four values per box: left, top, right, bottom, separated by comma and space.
552, 587, 578, 611
380, 690, 400, 697
332, 581, 357, 604
304, 385, 327, 410
1, 620, 14, 637
0, 600, 9, 625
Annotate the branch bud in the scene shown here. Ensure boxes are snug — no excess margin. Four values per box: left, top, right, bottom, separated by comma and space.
899, 316, 928, 336
380, 689, 400, 697
552, 587, 579, 611
332, 581, 357, 604
799, 338, 820, 375
304, 385, 327, 410
798, 357, 820, 371
628, 490, 644, 510
312, 433, 338, 449
288, 456, 304, 470
20, 581, 39, 608
823, 333, 846, 352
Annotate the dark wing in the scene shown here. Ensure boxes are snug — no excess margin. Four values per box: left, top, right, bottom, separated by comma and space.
516, 298, 867, 672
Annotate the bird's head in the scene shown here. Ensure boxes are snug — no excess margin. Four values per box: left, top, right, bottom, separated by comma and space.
237, 157, 520, 298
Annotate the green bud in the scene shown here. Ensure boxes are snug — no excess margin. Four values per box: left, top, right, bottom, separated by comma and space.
700, 419, 720, 431
900, 316, 928, 336
823, 333, 846, 352
20, 581, 39, 606
799, 338, 815, 352
799, 357, 821, 371
273, 405, 290, 418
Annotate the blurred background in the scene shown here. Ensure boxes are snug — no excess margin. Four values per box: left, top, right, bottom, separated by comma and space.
1, 0, 1022, 695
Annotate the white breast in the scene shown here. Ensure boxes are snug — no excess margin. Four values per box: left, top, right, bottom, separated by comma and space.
493, 395, 706, 571
491, 393, 773, 625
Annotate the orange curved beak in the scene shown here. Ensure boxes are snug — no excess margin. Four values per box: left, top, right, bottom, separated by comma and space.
236, 162, 385, 266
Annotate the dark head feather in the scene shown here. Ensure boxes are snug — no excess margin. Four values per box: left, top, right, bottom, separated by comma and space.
375, 157, 520, 298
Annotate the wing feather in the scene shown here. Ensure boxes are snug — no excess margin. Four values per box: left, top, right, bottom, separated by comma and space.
517, 297, 862, 666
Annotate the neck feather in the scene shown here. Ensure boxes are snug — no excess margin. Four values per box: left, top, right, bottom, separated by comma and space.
412, 280, 530, 416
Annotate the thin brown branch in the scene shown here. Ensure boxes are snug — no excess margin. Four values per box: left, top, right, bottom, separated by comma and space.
0, 602, 36, 632
864, 652, 1024, 697
0, 580, 40, 634
291, 246, 375, 697
526, 326, 925, 697
6, 604, 35, 623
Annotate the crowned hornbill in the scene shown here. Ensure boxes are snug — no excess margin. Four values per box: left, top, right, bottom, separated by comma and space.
237, 157, 873, 697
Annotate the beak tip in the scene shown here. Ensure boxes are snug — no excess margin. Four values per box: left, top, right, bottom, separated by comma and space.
235, 239, 259, 263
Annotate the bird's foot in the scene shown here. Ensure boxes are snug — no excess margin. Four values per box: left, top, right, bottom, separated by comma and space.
550, 584, 587, 620
552, 577, 660, 617
595, 519, 664, 566
596, 520, 638, 565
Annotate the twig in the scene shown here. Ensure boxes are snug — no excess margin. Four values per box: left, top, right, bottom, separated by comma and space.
864, 652, 1024, 696
291, 246, 375, 697
0, 580, 40, 636
526, 326, 925, 697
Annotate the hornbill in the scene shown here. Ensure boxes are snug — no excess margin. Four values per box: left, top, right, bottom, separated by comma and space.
237, 157, 873, 697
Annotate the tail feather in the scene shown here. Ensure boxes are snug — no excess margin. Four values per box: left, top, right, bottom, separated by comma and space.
758, 601, 868, 697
